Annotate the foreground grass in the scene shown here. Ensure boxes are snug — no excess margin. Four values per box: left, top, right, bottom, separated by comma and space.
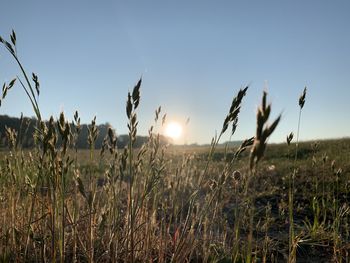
0, 30, 349, 262
0, 139, 349, 262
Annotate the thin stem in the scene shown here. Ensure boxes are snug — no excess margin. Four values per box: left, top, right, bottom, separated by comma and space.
10, 51, 41, 120
16, 77, 39, 118
89, 143, 94, 263
294, 108, 302, 163
198, 132, 223, 186
289, 107, 302, 263
60, 163, 65, 263
127, 113, 135, 263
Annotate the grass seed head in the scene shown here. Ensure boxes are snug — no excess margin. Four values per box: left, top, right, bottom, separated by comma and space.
10, 30, 16, 47
287, 132, 294, 146
155, 106, 161, 122
73, 110, 81, 133
58, 112, 66, 137
222, 86, 248, 134
132, 77, 142, 109
232, 170, 241, 182
162, 113, 167, 126
32, 73, 40, 96
5, 41, 15, 54
299, 87, 307, 109
88, 116, 98, 147
336, 168, 342, 177
126, 92, 132, 119
331, 160, 336, 171
235, 136, 254, 157
322, 153, 328, 164
5, 126, 17, 150
250, 91, 281, 171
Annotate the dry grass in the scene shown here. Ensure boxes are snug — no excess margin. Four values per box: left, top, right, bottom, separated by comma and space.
0, 31, 349, 263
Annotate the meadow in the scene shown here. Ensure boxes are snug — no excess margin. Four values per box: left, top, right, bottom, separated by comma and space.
0, 31, 349, 262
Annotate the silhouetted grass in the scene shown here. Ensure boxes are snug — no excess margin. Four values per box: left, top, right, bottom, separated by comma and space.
0, 31, 349, 263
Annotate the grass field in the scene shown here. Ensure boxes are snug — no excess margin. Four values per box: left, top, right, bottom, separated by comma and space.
1, 31, 349, 262
0, 137, 349, 262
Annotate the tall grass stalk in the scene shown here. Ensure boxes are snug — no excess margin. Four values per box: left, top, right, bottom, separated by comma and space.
198, 86, 248, 187
125, 78, 141, 262
248, 91, 281, 263
87, 116, 98, 262
289, 87, 306, 263
0, 31, 48, 261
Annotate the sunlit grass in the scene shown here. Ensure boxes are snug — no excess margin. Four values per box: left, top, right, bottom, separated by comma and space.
0, 31, 349, 263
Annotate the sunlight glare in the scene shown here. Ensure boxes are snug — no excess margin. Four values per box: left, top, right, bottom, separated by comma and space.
165, 122, 183, 140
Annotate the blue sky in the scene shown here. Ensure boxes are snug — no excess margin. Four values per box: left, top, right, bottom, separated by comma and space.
1, 0, 349, 144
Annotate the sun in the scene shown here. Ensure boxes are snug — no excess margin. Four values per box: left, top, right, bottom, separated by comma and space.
165, 122, 183, 140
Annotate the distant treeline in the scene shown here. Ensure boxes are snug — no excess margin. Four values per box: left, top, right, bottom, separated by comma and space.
0, 115, 170, 149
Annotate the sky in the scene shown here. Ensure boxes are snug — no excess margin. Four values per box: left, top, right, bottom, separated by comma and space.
0, 0, 349, 144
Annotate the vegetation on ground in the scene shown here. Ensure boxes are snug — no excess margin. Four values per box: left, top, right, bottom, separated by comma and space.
0, 31, 349, 262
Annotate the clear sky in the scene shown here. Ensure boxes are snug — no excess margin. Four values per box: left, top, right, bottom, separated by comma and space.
1, 0, 349, 144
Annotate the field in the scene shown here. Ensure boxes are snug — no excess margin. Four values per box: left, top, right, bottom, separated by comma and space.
1, 135, 350, 262
1, 31, 350, 262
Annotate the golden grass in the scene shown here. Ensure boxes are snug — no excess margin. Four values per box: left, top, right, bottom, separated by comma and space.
0, 30, 349, 263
